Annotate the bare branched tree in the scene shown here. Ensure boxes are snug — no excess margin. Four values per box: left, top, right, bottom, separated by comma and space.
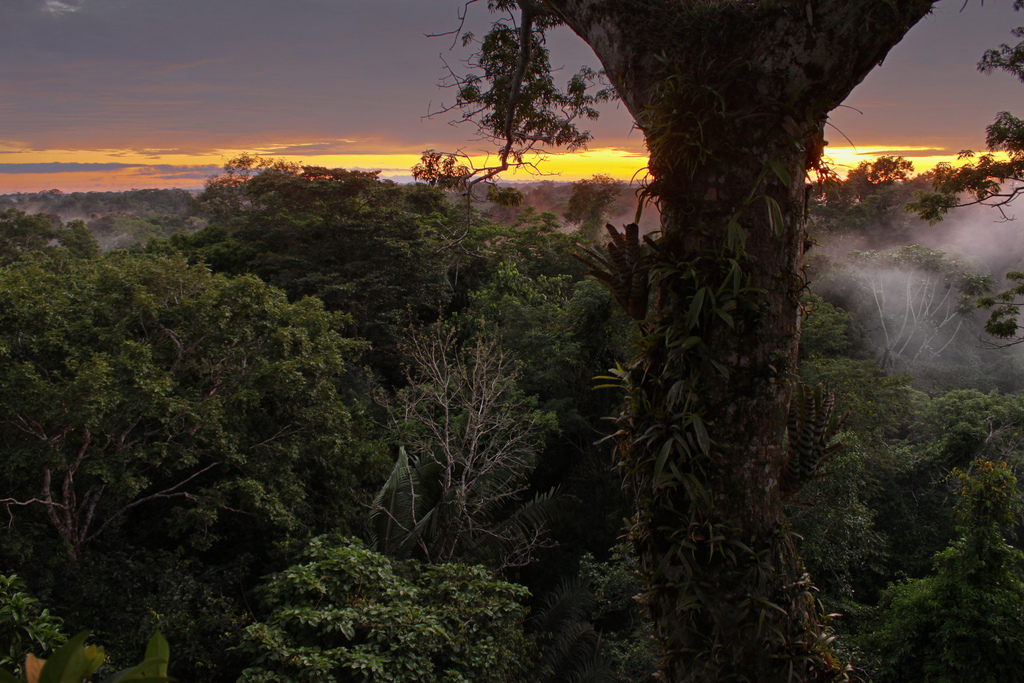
370, 325, 559, 570
848, 246, 994, 368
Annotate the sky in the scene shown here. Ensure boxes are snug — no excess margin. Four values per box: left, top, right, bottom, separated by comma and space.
0, 0, 1022, 193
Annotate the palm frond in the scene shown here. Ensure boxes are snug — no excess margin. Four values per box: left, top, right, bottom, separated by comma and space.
528, 577, 616, 683
367, 446, 415, 556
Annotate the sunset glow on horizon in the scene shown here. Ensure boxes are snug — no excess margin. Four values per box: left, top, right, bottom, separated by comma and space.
4, 0, 1019, 197
0, 143, 1008, 195
1, 1, 1019, 197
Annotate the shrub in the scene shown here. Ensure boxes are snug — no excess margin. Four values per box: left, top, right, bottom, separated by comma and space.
238, 537, 531, 682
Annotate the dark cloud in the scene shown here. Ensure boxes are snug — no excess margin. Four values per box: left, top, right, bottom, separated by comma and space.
0, 0, 486, 150
0, 162, 220, 176
139, 165, 221, 179
0, 162, 135, 173
0, 0, 1019, 169
259, 140, 361, 155
0, 0, 622, 153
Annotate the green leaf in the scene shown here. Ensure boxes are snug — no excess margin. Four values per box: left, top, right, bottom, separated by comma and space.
715, 308, 735, 328
686, 288, 708, 329
725, 219, 746, 252
102, 632, 171, 681
692, 418, 710, 455
654, 438, 674, 484
764, 196, 785, 237
102, 668, 173, 683
767, 159, 792, 187
37, 632, 93, 683
143, 633, 168, 671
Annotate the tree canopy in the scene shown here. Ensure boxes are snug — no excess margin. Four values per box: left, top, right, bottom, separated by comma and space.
152, 157, 453, 381
0, 253, 380, 565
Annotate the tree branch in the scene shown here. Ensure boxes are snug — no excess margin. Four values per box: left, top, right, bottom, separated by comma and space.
86, 461, 222, 545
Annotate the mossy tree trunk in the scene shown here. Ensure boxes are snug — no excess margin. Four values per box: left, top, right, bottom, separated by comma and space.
545, 1, 936, 680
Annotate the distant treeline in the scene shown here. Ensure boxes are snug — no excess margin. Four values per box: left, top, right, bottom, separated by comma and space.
0, 178, 659, 253
0, 188, 206, 250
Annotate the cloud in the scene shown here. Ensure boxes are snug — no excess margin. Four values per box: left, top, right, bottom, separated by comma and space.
0, 162, 131, 173
260, 140, 360, 155
42, 0, 83, 15
138, 165, 221, 179
0, 142, 29, 154
856, 148, 948, 157
0, 162, 219, 177
3, 0, 1017, 193
346, 167, 413, 174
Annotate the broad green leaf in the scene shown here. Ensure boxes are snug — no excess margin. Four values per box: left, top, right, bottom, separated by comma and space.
37, 632, 92, 683
767, 159, 792, 187
142, 633, 168, 675
692, 418, 710, 455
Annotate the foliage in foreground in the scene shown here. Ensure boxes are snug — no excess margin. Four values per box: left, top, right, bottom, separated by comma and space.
0, 631, 171, 683
237, 537, 530, 683
0, 575, 66, 677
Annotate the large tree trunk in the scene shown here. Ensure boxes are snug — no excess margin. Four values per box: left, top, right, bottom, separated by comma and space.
545, 1, 936, 680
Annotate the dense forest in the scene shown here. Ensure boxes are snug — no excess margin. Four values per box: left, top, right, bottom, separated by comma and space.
2, 148, 1024, 681
7, 0, 1024, 679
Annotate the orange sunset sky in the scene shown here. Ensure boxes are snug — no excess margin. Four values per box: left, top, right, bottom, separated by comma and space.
1, 0, 1022, 194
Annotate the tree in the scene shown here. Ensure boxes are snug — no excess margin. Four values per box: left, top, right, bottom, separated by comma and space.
0, 253, 377, 564
909, 3, 1024, 222
445, 1, 937, 680
0, 210, 99, 264
869, 390, 1024, 582
861, 461, 1024, 682
435, 11, 612, 192
576, 546, 658, 680
797, 309, 928, 611
195, 152, 301, 222
810, 156, 930, 242
0, 210, 55, 262
369, 326, 558, 570
158, 159, 451, 381
909, 111, 1024, 222
915, 11, 1024, 347
845, 246, 993, 369
412, 149, 472, 190
563, 174, 625, 239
